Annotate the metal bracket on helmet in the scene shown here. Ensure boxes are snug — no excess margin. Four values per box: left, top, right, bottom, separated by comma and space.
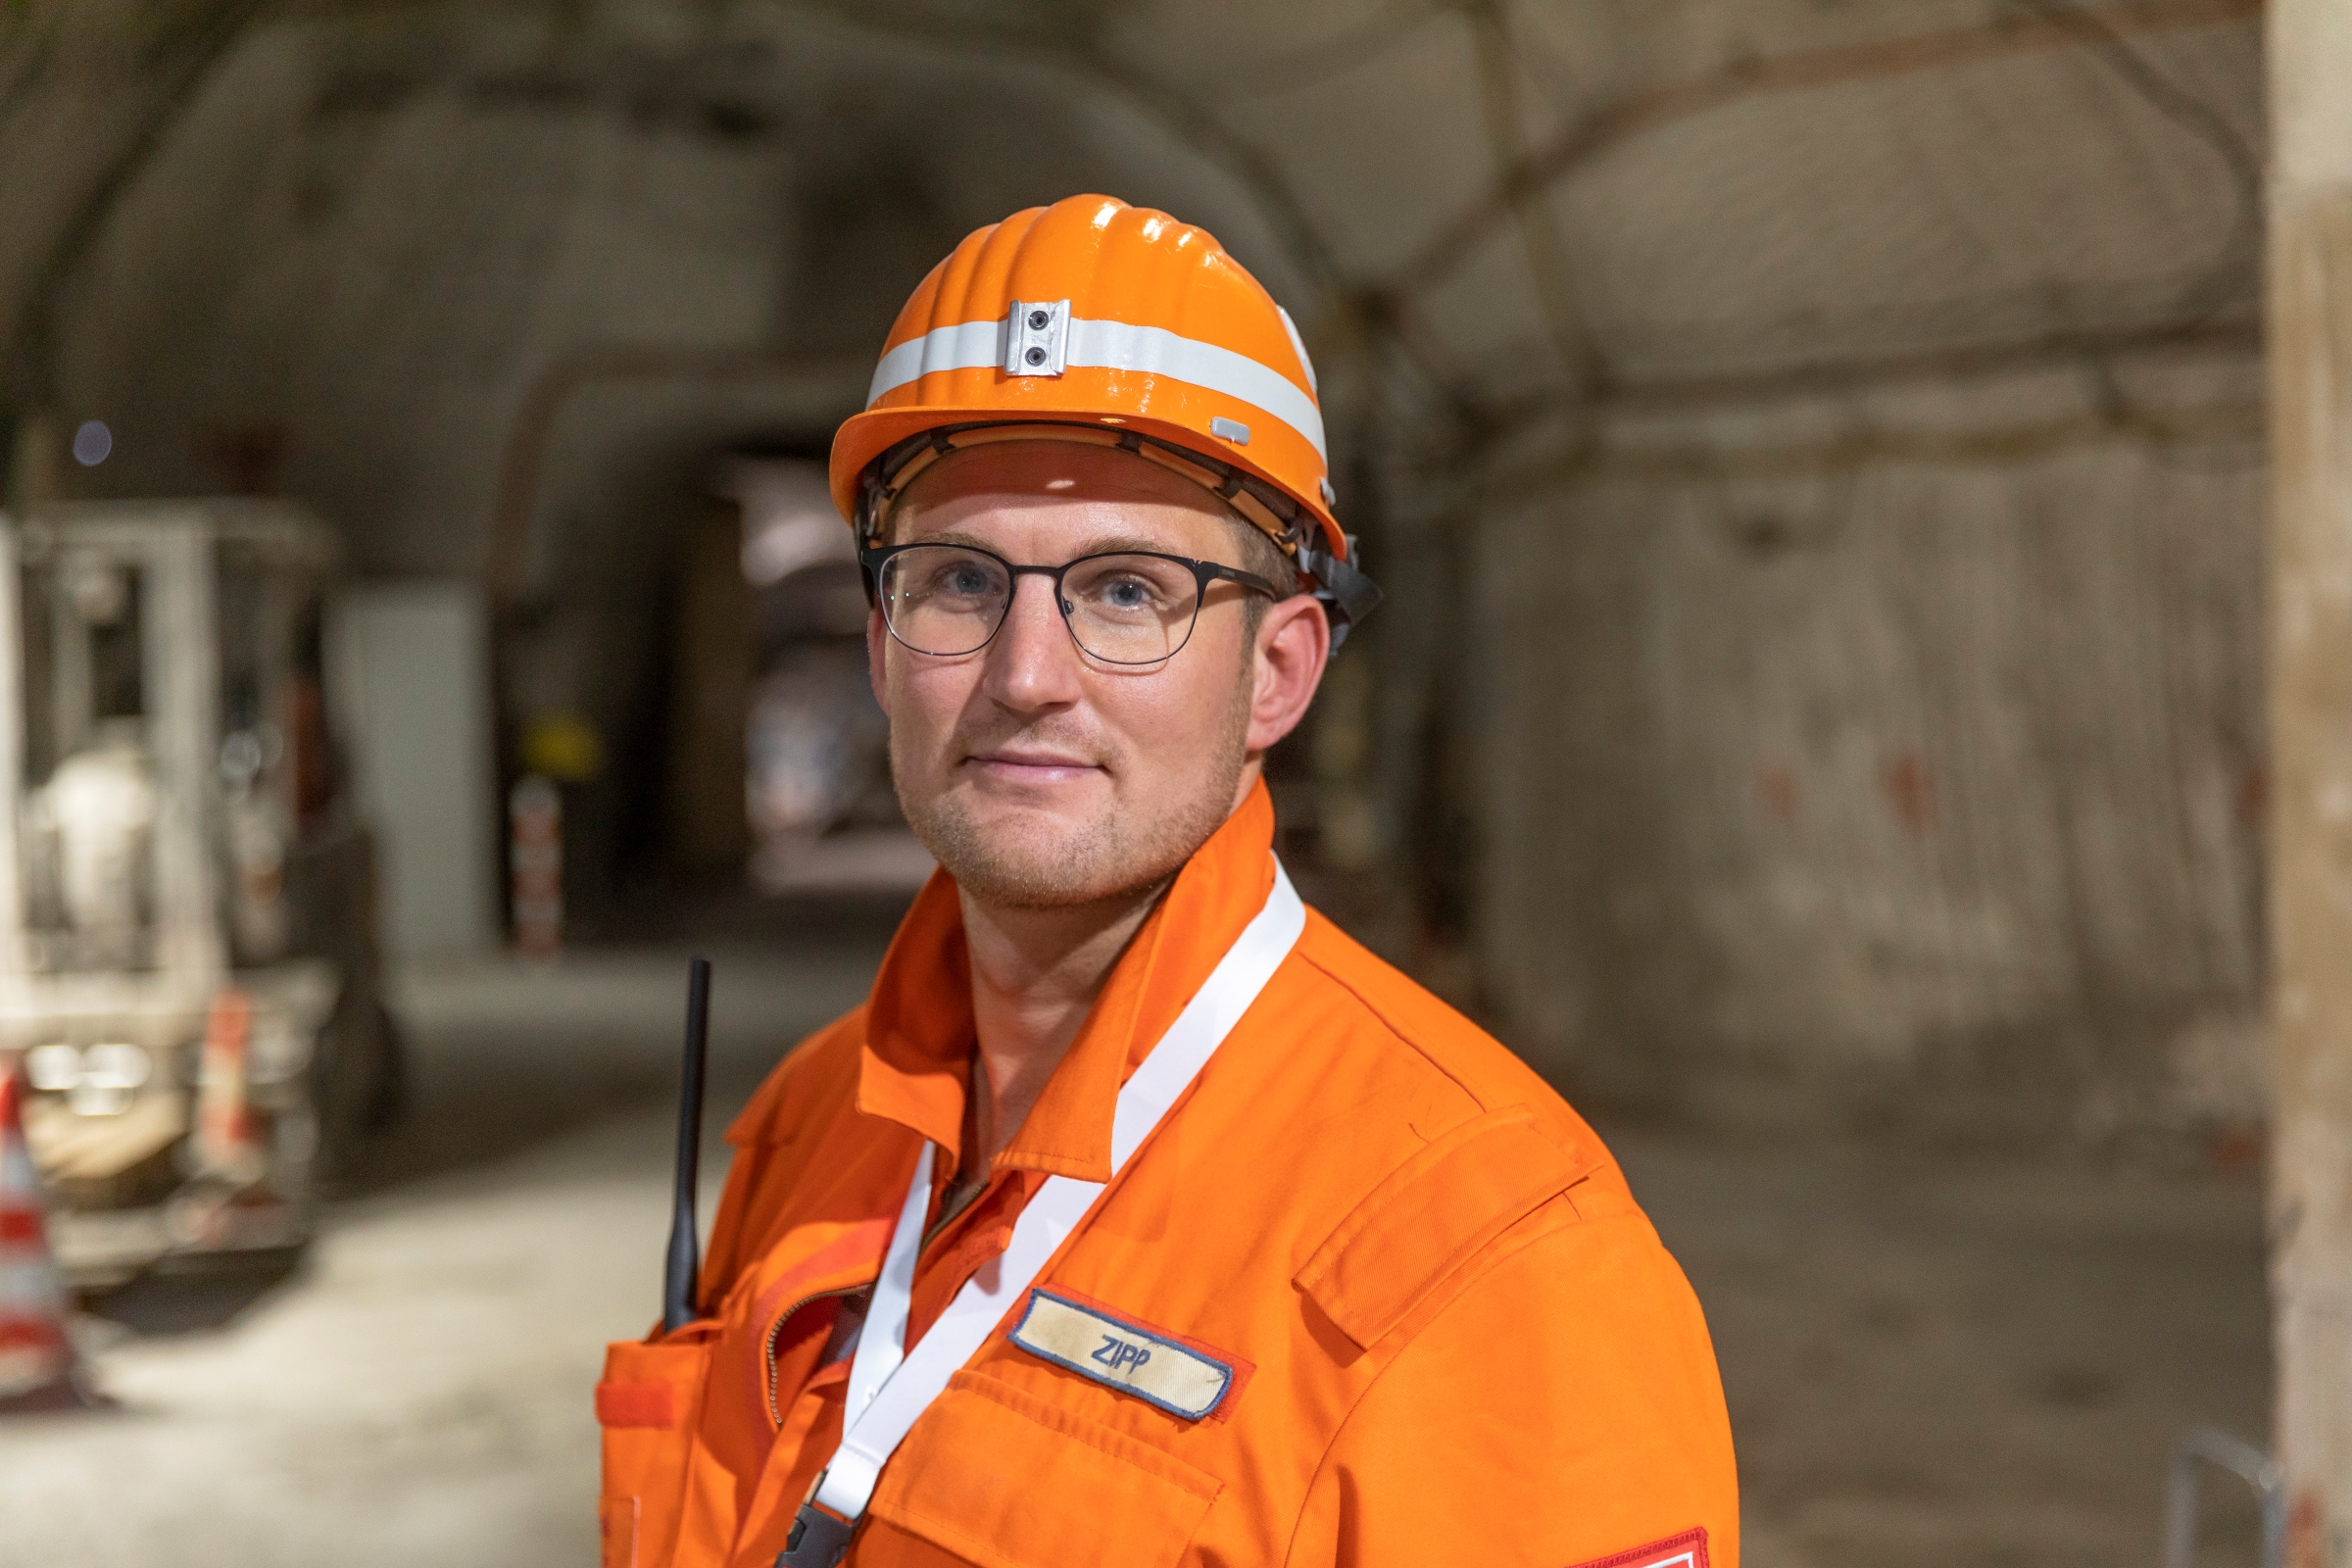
1004, 301, 1071, 377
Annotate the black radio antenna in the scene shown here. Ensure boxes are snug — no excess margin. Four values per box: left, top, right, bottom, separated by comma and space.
662, 956, 712, 1333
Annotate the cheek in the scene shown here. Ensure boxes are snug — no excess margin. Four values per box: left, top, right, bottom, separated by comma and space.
884, 655, 966, 752
1092, 649, 1248, 759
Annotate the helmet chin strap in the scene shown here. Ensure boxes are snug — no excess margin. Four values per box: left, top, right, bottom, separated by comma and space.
857, 422, 1382, 647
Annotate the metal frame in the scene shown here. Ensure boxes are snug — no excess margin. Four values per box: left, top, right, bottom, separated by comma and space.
2164, 1427, 2285, 1568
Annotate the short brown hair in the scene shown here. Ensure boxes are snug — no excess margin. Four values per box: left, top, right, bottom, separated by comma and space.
1224, 514, 1301, 634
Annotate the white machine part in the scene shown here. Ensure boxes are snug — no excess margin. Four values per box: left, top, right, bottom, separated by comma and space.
0, 502, 398, 1285
31, 727, 161, 955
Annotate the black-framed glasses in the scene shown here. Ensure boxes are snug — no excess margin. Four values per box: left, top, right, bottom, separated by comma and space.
860, 542, 1284, 666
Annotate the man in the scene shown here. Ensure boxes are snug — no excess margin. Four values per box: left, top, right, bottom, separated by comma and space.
597, 194, 1737, 1568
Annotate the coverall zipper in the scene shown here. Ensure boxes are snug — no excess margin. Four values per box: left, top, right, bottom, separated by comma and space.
765, 1284, 870, 1428
762, 1171, 1001, 1426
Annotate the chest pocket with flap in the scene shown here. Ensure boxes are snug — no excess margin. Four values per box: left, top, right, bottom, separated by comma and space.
1296, 1105, 1590, 1351
864, 1369, 1222, 1568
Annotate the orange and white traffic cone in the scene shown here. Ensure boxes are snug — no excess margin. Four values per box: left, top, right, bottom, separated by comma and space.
195, 988, 268, 1184
0, 1060, 92, 1412
163, 988, 282, 1251
510, 774, 564, 959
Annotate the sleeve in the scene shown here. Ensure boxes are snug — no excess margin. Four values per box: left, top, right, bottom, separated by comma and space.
1286, 1205, 1740, 1568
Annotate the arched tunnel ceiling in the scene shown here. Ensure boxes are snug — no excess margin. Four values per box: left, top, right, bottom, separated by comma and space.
1, 0, 2262, 439
788, 0, 2263, 420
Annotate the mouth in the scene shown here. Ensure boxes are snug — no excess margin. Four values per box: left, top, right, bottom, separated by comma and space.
962, 747, 1104, 784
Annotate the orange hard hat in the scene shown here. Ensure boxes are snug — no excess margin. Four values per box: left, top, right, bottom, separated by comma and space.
828, 194, 1380, 637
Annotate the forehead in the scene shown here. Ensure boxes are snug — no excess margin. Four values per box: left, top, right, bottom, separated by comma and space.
891, 440, 1237, 554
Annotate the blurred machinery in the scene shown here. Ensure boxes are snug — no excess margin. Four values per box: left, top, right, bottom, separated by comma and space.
741, 465, 891, 887
0, 501, 397, 1285
690, 458, 924, 895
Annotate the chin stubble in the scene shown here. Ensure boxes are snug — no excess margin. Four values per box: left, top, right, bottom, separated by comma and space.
896, 663, 1256, 911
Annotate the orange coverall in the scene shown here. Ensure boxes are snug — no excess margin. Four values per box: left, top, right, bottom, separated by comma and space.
598, 784, 1738, 1567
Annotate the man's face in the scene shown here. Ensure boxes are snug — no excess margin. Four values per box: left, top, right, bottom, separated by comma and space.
870, 440, 1321, 910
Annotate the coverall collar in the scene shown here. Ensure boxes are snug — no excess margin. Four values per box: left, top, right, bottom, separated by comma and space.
856, 780, 1280, 1183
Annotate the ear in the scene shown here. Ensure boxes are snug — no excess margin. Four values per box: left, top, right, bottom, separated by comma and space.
1244, 594, 1332, 754
867, 605, 892, 713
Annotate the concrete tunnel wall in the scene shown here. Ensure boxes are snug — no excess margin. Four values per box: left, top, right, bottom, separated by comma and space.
0, 0, 2273, 1144
1475, 372, 2266, 1139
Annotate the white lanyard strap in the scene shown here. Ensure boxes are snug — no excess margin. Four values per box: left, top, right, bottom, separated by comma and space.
843, 1140, 934, 1426
782, 859, 1305, 1563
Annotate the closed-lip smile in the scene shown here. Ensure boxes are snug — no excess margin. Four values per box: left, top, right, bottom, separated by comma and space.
966, 748, 1101, 777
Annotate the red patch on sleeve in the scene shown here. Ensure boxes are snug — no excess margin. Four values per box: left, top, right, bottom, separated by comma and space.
1565, 1528, 1709, 1568
595, 1383, 678, 1429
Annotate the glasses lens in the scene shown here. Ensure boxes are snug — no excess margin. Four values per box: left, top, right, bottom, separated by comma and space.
880, 546, 1011, 655
1060, 555, 1202, 664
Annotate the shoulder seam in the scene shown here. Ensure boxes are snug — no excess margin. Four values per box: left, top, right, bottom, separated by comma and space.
1294, 936, 1492, 1113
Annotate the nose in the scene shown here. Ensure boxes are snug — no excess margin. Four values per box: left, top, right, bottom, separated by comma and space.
983, 570, 1083, 712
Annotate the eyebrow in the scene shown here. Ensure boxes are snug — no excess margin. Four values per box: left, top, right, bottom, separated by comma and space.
910, 529, 1175, 559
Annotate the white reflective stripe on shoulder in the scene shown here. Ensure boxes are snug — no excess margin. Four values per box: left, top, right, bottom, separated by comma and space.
809, 858, 1307, 1527
865, 317, 1329, 463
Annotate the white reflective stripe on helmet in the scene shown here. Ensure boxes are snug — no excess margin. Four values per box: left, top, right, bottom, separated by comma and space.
865, 317, 1329, 464
866, 318, 1005, 405
1274, 305, 1317, 396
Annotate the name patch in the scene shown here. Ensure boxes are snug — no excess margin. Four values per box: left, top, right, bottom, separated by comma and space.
1006, 1290, 1234, 1420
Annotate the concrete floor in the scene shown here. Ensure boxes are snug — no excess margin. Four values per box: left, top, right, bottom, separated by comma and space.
1629, 1134, 2271, 1567
0, 922, 2272, 1568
